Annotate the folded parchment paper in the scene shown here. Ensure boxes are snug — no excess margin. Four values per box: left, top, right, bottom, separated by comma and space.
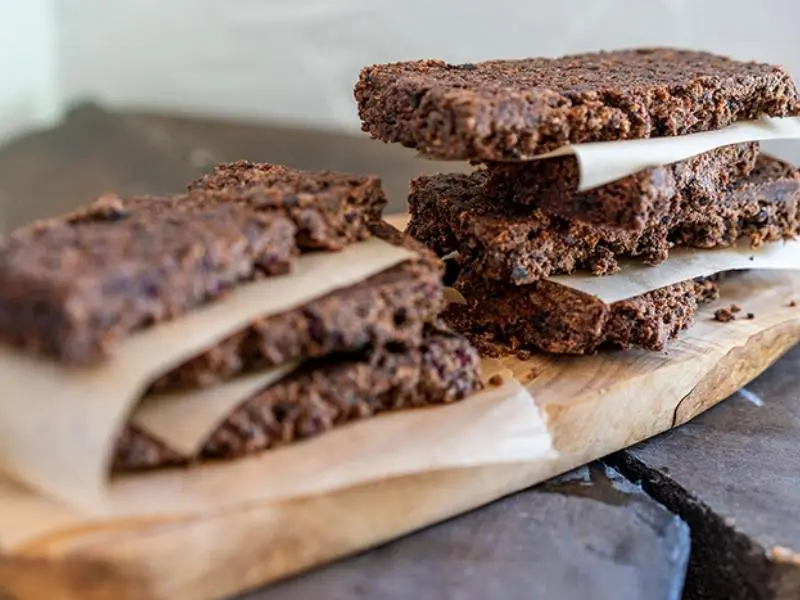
421, 116, 800, 190
131, 361, 301, 457
548, 239, 800, 303
0, 358, 553, 549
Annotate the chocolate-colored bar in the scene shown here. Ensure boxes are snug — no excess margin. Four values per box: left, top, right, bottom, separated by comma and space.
188, 161, 387, 250
356, 48, 799, 161
0, 196, 297, 363
407, 156, 800, 286
114, 326, 482, 470
151, 260, 444, 391
445, 267, 719, 354
483, 143, 759, 230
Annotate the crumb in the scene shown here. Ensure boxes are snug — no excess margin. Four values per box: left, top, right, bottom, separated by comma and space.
528, 368, 541, 380
488, 374, 504, 387
747, 312, 755, 319
790, 300, 797, 307
730, 304, 742, 313
466, 332, 505, 358
749, 256, 755, 261
516, 348, 532, 361
714, 308, 736, 322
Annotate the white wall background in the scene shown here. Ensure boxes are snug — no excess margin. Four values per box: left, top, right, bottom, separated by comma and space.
4, 0, 800, 143
0, 0, 59, 143
55, 0, 800, 132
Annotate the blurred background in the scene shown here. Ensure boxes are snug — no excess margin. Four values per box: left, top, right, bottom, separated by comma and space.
2, 0, 800, 226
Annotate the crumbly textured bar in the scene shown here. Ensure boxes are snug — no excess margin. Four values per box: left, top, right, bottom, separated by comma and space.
407, 156, 800, 285
444, 267, 719, 354
113, 326, 483, 470
151, 260, 444, 391
355, 48, 800, 161
669, 155, 800, 248
484, 143, 760, 230
0, 196, 297, 364
187, 161, 387, 250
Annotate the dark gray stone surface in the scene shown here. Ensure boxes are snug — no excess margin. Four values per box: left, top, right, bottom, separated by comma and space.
0, 103, 202, 231
248, 463, 690, 600
611, 345, 800, 600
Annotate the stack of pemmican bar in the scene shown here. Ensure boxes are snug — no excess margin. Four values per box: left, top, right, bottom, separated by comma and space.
0, 161, 481, 472
355, 48, 800, 354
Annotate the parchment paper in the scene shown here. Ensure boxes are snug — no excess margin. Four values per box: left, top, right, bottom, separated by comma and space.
0, 238, 415, 509
548, 238, 800, 303
0, 359, 554, 549
420, 116, 800, 190
131, 361, 301, 457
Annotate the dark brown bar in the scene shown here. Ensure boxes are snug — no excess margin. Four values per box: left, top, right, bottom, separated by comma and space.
151, 260, 444, 391
444, 267, 719, 355
188, 160, 387, 250
407, 156, 800, 286
356, 48, 799, 161
483, 143, 759, 230
0, 196, 297, 363
114, 326, 483, 470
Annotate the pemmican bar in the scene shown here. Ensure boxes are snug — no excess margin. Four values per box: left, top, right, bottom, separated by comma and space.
0, 161, 393, 364
187, 161, 387, 250
483, 143, 759, 230
407, 156, 800, 286
0, 197, 298, 363
151, 260, 444, 391
356, 48, 800, 161
115, 325, 482, 470
444, 267, 719, 355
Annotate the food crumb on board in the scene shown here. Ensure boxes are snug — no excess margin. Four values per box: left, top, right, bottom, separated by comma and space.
515, 348, 532, 361
469, 334, 503, 358
714, 307, 736, 322
488, 374, 504, 387
790, 300, 797, 307
714, 304, 750, 322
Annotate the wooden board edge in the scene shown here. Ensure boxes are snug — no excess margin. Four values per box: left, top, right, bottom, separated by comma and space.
672, 322, 800, 426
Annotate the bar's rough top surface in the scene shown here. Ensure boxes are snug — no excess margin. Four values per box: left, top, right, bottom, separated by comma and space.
0, 195, 299, 364
355, 48, 800, 160
188, 161, 387, 251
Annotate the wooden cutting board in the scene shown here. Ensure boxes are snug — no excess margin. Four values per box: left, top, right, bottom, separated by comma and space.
2, 215, 800, 600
